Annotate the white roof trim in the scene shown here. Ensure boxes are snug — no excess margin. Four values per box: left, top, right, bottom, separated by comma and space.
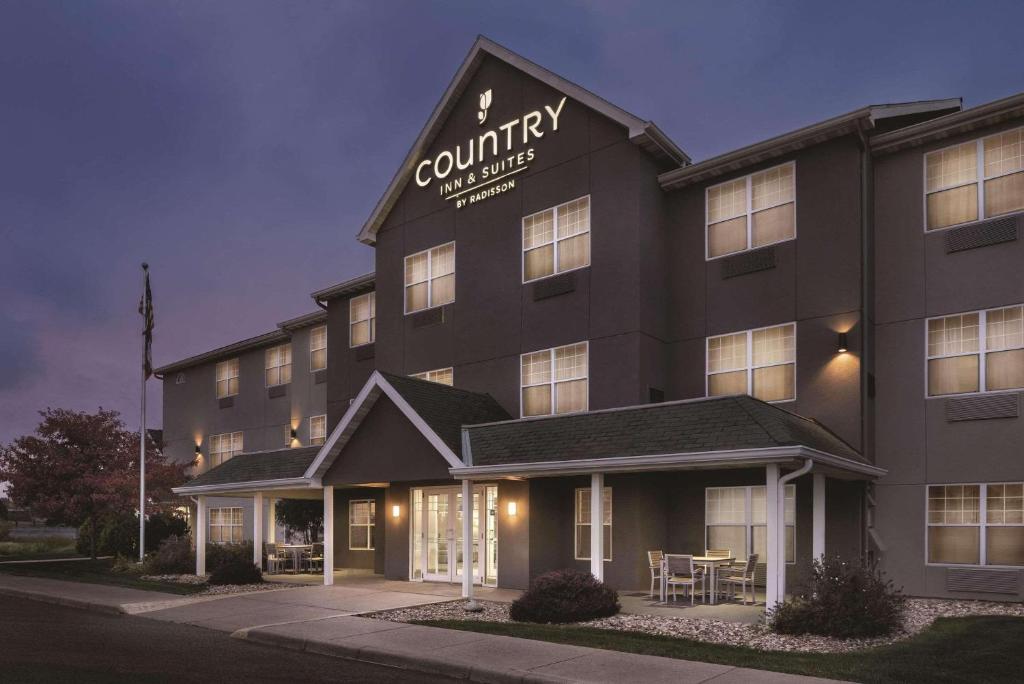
172, 477, 321, 496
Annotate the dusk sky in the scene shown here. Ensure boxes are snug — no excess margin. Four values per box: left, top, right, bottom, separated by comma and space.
2, 0, 1022, 445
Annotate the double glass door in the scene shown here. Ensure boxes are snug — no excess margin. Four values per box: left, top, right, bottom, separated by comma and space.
412, 486, 497, 585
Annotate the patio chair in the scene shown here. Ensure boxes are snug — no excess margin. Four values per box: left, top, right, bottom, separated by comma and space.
308, 542, 325, 572
265, 543, 287, 574
705, 548, 732, 558
665, 554, 705, 606
647, 550, 664, 599
719, 553, 758, 605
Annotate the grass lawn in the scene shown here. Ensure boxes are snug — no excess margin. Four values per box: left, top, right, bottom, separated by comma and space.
0, 558, 205, 595
0, 537, 79, 561
413, 616, 1024, 684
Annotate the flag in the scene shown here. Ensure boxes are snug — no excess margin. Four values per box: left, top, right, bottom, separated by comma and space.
138, 264, 154, 379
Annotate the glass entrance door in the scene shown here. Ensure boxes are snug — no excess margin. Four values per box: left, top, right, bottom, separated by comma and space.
412, 486, 496, 584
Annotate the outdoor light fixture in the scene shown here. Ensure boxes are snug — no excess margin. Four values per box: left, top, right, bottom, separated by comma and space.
837, 332, 849, 354
194, 445, 201, 455
290, 427, 298, 439
507, 501, 518, 517
392, 504, 400, 518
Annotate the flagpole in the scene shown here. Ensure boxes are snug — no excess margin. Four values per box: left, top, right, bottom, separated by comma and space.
139, 262, 148, 562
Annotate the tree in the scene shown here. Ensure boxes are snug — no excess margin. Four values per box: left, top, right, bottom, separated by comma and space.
275, 500, 323, 544
0, 408, 189, 558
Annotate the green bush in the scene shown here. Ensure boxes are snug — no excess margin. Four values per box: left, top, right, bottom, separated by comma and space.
77, 514, 137, 557
144, 510, 189, 553
143, 535, 195, 575
208, 556, 262, 585
510, 569, 620, 624
0, 520, 13, 542
768, 556, 906, 638
205, 541, 254, 572
110, 554, 143, 574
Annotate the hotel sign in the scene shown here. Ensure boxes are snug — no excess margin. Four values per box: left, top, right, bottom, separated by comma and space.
414, 90, 568, 208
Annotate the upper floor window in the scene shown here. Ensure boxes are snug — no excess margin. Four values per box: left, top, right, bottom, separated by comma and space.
215, 358, 239, 398
411, 367, 453, 386
523, 196, 591, 282
265, 344, 292, 387
706, 162, 795, 259
310, 326, 327, 371
927, 483, 1023, 566
707, 322, 796, 402
927, 304, 1024, 396
309, 414, 326, 446
405, 243, 454, 314
350, 292, 376, 347
209, 431, 243, 467
521, 341, 588, 417
925, 127, 1024, 231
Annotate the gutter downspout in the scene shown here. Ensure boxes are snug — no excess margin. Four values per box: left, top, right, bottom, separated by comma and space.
856, 123, 874, 566
313, 296, 328, 312
775, 458, 813, 605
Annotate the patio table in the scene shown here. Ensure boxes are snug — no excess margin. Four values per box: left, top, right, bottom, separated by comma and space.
278, 544, 312, 573
659, 555, 735, 605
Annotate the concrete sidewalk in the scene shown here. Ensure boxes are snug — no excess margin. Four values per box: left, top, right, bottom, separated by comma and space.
0, 573, 213, 615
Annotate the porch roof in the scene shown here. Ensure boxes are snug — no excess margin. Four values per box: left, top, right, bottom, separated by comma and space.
172, 446, 321, 495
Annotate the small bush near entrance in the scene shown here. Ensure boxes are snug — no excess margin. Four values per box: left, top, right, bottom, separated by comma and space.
208, 556, 262, 585
205, 541, 254, 572
768, 556, 906, 638
143, 535, 194, 575
510, 569, 620, 624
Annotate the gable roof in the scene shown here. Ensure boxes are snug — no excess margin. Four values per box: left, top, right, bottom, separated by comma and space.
172, 447, 321, 495
356, 36, 689, 246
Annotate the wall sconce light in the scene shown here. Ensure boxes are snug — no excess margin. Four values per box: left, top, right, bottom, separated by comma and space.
194, 445, 201, 455
392, 504, 401, 518
837, 332, 849, 354
290, 428, 298, 440
507, 501, 518, 517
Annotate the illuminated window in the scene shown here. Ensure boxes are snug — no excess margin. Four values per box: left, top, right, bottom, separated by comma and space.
521, 342, 588, 417
411, 367, 453, 386
706, 486, 796, 563
310, 326, 327, 371
209, 507, 243, 544
265, 344, 292, 387
523, 196, 591, 282
309, 414, 326, 446
927, 305, 1024, 396
215, 358, 239, 398
574, 487, 611, 561
283, 424, 293, 448
925, 127, 1024, 231
707, 323, 796, 402
405, 243, 455, 313
706, 162, 795, 258
209, 432, 243, 468
349, 292, 375, 347
928, 484, 1023, 566
349, 499, 376, 550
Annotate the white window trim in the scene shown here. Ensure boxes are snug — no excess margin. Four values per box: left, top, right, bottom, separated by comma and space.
404, 242, 455, 315
349, 292, 376, 348
519, 341, 590, 418
348, 499, 376, 551
209, 431, 243, 468
924, 304, 1024, 399
208, 506, 243, 545
309, 414, 326, 446
705, 322, 797, 403
922, 126, 1024, 233
521, 194, 592, 284
574, 486, 612, 562
310, 325, 327, 371
215, 358, 239, 399
705, 161, 797, 261
265, 344, 292, 388
925, 482, 1024, 568
410, 367, 454, 385
704, 485, 796, 565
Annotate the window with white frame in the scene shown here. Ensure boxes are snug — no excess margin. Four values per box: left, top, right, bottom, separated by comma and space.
349, 292, 375, 347
310, 325, 327, 371
706, 485, 795, 564
925, 127, 1024, 231
209, 507, 243, 544
265, 344, 292, 387
927, 483, 1024, 566
706, 162, 795, 259
283, 424, 293, 448
707, 323, 796, 402
927, 304, 1024, 396
309, 415, 326, 446
215, 358, 239, 398
574, 487, 611, 561
521, 342, 588, 417
405, 243, 455, 313
523, 196, 591, 282
209, 431, 243, 467
411, 367, 453, 386
349, 499, 376, 550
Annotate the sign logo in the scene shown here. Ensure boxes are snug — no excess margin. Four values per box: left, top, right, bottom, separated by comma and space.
477, 89, 492, 126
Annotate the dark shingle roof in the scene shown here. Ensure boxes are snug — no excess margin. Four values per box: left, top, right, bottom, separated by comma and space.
182, 446, 320, 489
380, 373, 512, 456
465, 395, 864, 467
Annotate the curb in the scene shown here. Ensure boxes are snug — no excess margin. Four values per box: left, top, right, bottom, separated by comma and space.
0, 586, 126, 616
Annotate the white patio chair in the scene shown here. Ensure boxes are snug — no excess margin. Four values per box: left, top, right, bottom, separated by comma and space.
719, 553, 758, 605
665, 554, 705, 606
647, 550, 664, 599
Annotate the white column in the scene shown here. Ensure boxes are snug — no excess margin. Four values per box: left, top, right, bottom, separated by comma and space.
253, 492, 264, 568
196, 496, 207, 576
461, 479, 473, 599
323, 486, 334, 586
812, 472, 826, 562
590, 473, 604, 581
765, 465, 780, 609
267, 498, 277, 543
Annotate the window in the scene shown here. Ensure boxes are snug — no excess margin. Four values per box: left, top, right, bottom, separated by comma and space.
265, 344, 292, 387
209, 507, 243, 544
349, 499, 376, 550
310, 326, 327, 371
349, 292, 375, 347
216, 358, 239, 398
309, 415, 326, 446
209, 432, 243, 467
927, 305, 1024, 396
405, 243, 455, 313
575, 487, 611, 561
283, 424, 293, 448
706, 162, 795, 259
705, 485, 795, 563
521, 342, 588, 417
707, 323, 796, 402
925, 127, 1024, 231
411, 367, 453, 386
522, 196, 591, 282
927, 484, 1024, 566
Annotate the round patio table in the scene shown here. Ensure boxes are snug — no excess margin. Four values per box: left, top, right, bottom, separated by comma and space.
278, 544, 312, 573
659, 555, 735, 604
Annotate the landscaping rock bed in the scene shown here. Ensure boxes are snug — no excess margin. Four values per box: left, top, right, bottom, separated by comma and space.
140, 573, 282, 596
368, 597, 1024, 653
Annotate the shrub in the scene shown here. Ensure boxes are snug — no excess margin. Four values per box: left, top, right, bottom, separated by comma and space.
110, 554, 142, 574
145, 510, 189, 554
509, 569, 620, 624
143, 535, 195, 575
77, 514, 137, 557
0, 520, 12, 542
205, 541, 254, 572
768, 556, 906, 638
208, 556, 262, 585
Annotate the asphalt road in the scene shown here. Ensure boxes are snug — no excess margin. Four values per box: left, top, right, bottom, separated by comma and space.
0, 595, 452, 683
